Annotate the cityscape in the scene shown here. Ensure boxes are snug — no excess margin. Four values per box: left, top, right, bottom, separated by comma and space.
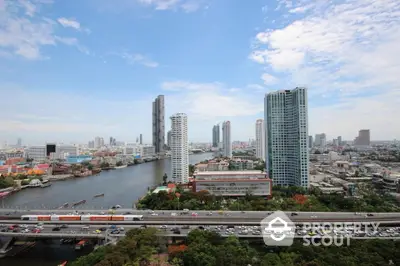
0, 0, 400, 266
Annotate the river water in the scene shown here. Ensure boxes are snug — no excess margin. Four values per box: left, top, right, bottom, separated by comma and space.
0, 153, 213, 265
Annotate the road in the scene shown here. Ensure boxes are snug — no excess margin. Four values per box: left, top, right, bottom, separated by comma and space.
1, 224, 400, 240
0, 209, 399, 220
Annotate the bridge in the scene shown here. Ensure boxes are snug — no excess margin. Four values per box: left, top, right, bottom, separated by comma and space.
1, 224, 399, 240
0, 209, 399, 225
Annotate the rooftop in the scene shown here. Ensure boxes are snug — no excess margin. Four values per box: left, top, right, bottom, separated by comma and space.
194, 170, 265, 176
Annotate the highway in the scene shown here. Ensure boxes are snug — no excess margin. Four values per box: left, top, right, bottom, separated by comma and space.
0, 209, 399, 224
1, 224, 400, 240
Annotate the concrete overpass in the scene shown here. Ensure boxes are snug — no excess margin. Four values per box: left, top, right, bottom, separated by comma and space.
1, 224, 400, 240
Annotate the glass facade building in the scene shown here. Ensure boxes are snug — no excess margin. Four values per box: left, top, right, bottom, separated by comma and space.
264, 87, 309, 188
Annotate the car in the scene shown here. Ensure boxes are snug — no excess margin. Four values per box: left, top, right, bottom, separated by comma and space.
140, 225, 147, 229
110, 230, 120, 234
182, 225, 190, 229
109, 225, 117, 229
291, 213, 299, 216
173, 230, 181, 235
60, 224, 68, 229
32, 229, 41, 233
99, 227, 107, 231
367, 213, 374, 217
198, 226, 205, 230
52, 227, 61, 231
123, 212, 132, 215
119, 227, 124, 231
171, 213, 177, 216
160, 225, 168, 230
12, 228, 20, 233
151, 213, 158, 216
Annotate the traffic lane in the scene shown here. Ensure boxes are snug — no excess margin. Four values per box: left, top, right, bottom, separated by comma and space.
2, 209, 400, 216
0, 210, 399, 220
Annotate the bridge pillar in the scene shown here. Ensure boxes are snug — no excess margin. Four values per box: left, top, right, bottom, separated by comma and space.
0, 237, 14, 258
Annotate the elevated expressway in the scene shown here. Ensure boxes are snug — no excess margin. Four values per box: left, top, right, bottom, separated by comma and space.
0, 210, 399, 226
0, 225, 399, 240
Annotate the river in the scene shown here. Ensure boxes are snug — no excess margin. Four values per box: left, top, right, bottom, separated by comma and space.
2, 153, 213, 210
0, 152, 213, 265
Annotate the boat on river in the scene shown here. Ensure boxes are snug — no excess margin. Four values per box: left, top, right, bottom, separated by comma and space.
114, 165, 127, 169
72, 200, 86, 207
93, 193, 104, 198
59, 202, 69, 209
40, 183, 51, 188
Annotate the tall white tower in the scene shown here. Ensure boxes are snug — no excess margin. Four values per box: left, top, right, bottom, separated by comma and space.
265, 87, 309, 188
222, 121, 232, 158
170, 113, 189, 183
255, 119, 265, 161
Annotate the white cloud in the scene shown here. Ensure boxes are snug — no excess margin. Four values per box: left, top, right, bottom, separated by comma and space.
57, 17, 90, 33
117, 52, 159, 67
138, 0, 205, 12
261, 73, 278, 85
0, 0, 89, 59
162, 81, 263, 118
250, 0, 400, 139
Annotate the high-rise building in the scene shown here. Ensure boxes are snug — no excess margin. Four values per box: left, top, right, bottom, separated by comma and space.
222, 121, 232, 158
170, 113, 189, 183
17, 138, 22, 147
314, 133, 326, 147
139, 134, 143, 145
264, 87, 309, 188
354, 129, 370, 146
109, 137, 116, 146
308, 135, 313, 149
152, 95, 165, 154
255, 119, 265, 161
337, 136, 342, 146
212, 124, 220, 148
88, 141, 94, 149
167, 130, 172, 148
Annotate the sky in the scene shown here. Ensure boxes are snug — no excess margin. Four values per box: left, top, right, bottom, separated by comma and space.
0, 0, 399, 145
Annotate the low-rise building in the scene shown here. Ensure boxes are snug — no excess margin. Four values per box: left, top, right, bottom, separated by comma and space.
192, 170, 272, 197
229, 159, 254, 170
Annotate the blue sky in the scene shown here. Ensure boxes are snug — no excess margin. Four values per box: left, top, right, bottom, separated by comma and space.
0, 0, 399, 145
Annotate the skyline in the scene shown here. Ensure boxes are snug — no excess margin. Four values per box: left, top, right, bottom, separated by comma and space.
1, 0, 400, 144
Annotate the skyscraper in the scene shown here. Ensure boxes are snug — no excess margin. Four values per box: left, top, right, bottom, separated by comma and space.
139, 134, 143, 145
354, 129, 370, 146
222, 121, 232, 158
167, 130, 172, 148
17, 138, 22, 147
255, 119, 265, 161
314, 133, 326, 147
308, 135, 313, 149
264, 87, 309, 188
152, 95, 165, 154
170, 113, 189, 183
212, 124, 220, 148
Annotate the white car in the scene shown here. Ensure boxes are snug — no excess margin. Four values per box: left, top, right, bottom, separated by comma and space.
171, 213, 177, 216
151, 213, 158, 216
